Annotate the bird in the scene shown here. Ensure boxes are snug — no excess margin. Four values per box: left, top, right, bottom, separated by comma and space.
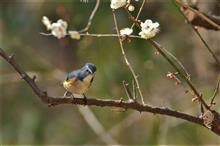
62, 63, 96, 100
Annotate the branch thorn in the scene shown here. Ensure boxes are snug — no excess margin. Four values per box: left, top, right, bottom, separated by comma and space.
21, 73, 26, 79
43, 91, 48, 96
32, 75, 37, 82
8, 54, 15, 61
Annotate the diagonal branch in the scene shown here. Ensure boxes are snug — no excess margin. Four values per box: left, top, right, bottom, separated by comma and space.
1, 47, 220, 136
149, 39, 210, 110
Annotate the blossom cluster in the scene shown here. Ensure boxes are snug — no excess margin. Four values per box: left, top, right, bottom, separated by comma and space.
42, 16, 67, 39
42, 1, 160, 40
110, 0, 126, 9
42, 16, 80, 40
139, 19, 160, 39
119, 19, 160, 39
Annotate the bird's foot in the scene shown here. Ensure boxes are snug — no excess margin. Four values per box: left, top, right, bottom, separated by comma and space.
83, 94, 87, 105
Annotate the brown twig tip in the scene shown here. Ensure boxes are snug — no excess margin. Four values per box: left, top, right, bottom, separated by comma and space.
9, 54, 15, 61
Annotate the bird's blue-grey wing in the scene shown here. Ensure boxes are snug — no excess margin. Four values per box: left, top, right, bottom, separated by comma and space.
65, 69, 80, 81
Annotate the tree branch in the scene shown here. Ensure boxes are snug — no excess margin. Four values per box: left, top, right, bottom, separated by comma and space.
1, 47, 220, 136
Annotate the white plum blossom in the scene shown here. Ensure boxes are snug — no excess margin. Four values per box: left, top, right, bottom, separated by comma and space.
120, 28, 133, 35
68, 30, 81, 40
50, 19, 68, 39
139, 19, 160, 39
42, 16, 68, 39
110, 0, 127, 9
42, 16, 52, 30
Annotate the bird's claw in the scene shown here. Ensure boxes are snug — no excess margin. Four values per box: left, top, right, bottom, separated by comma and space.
83, 94, 87, 105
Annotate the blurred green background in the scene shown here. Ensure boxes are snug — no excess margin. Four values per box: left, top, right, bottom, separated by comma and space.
0, 0, 219, 145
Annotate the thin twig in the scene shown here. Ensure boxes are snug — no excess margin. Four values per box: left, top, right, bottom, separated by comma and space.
1, 47, 220, 136
131, 0, 146, 29
124, 8, 141, 29
112, 10, 145, 105
175, 0, 220, 30
40, 32, 140, 38
79, 0, 100, 33
173, 0, 220, 70
210, 75, 220, 107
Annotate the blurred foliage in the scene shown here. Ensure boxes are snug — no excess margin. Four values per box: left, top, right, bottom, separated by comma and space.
0, 0, 219, 145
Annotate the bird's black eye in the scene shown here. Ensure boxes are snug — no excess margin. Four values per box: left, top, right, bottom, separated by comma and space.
86, 69, 91, 73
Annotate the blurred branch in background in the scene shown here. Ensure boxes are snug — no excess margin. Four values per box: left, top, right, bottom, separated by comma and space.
78, 106, 119, 145
88, 112, 141, 144
173, 0, 220, 70
175, 0, 220, 30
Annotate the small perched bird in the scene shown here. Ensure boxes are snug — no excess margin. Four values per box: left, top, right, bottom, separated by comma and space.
63, 63, 96, 98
